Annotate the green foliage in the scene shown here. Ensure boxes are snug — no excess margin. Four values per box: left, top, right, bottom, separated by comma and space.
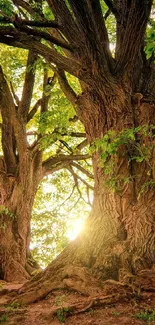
55, 294, 72, 322
0, 205, 16, 230
111, 311, 121, 316
57, 307, 72, 323
0, 205, 16, 219
5, 302, 22, 310
0, 45, 28, 88
42, 1, 54, 20
145, 23, 155, 59
0, 0, 13, 18
91, 125, 155, 191
133, 309, 155, 324
0, 314, 8, 323
139, 180, 155, 196
38, 90, 75, 135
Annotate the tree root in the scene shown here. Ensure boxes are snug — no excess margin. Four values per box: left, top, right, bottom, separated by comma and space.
43, 292, 134, 322
11, 263, 155, 306
12, 265, 102, 304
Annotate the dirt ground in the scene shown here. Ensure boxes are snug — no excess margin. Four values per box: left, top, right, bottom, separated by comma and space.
0, 281, 155, 325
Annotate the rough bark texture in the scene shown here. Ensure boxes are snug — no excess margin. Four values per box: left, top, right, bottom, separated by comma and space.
16, 89, 155, 304
0, 135, 43, 281
0, 0, 155, 302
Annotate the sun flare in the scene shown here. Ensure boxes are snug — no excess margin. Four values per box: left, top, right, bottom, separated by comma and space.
67, 218, 85, 241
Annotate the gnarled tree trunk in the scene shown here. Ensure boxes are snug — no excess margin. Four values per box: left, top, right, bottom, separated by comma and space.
0, 151, 42, 282
16, 86, 155, 304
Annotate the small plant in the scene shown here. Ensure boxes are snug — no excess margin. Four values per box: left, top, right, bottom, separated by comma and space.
112, 311, 121, 316
0, 314, 8, 322
133, 309, 155, 323
0, 205, 16, 219
5, 302, 22, 310
57, 307, 72, 323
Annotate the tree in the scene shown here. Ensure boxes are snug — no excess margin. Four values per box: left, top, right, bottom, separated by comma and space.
0, 45, 92, 282
0, 0, 155, 303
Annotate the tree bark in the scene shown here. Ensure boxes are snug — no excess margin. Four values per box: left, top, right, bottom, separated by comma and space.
0, 0, 154, 303
16, 85, 155, 304
0, 150, 42, 282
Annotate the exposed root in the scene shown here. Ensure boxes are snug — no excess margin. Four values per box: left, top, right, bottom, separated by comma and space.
11, 264, 155, 307
43, 292, 134, 322
12, 265, 102, 304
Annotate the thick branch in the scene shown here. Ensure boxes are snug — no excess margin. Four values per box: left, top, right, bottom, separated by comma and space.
13, 22, 73, 51
67, 0, 112, 75
57, 69, 78, 108
0, 67, 23, 173
19, 50, 37, 122
13, 18, 59, 28
47, 0, 80, 45
42, 153, 90, 176
41, 70, 51, 114
104, 0, 118, 16
87, 0, 114, 69
115, 0, 153, 77
0, 30, 81, 77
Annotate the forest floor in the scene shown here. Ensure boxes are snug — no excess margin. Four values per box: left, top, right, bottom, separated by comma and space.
0, 280, 155, 325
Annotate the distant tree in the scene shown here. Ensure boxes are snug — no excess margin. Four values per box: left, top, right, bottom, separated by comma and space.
0, 0, 155, 303
0, 46, 92, 281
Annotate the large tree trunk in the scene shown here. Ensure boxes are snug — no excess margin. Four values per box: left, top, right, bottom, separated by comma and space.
16, 86, 155, 303
0, 151, 42, 282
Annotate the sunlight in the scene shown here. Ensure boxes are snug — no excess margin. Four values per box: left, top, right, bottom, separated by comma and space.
67, 218, 85, 241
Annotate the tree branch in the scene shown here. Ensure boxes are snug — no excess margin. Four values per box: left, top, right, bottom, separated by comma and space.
75, 139, 88, 151
27, 99, 42, 122
18, 50, 37, 122
67, 165, 93, 205
13, 22, 73, 51
10, 81, 20, 106
57, 69, 78, 108
13, 18, 59, 28
67, 0, 113, 74
42, 153, 91, 176
0, 66, 24, 173
47, 0, 80, 45
115, 0, 153, 77
0, 30, 81, 77
104, 0, 118, 16
71, 162, 94, 180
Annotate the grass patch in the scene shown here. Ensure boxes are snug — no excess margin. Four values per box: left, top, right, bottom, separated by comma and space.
133, 309, 155, 323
